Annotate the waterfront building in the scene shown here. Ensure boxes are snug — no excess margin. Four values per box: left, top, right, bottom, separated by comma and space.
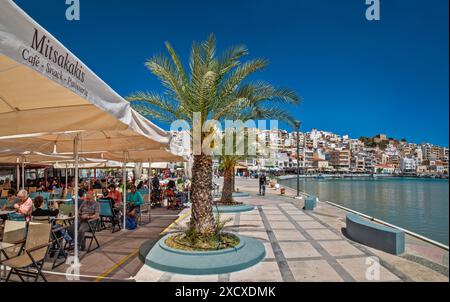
400, 157, 417, 173
329, 149, 351, 171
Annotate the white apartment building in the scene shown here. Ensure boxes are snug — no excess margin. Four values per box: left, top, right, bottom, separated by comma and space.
400, 157, 417, 172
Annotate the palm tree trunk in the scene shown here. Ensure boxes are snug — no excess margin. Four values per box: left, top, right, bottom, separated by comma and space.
232, 170, 235, 192
190, 154, 215, 237
220, 165, 234, 204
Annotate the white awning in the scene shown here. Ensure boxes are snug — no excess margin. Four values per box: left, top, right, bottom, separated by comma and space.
0, 0, 177, 158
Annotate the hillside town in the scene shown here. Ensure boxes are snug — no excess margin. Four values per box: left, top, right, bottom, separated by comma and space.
206, 129, 449, 177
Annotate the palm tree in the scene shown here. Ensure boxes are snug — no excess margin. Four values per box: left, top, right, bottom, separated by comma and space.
128, 34, 299, 237
218, 103, 299, 204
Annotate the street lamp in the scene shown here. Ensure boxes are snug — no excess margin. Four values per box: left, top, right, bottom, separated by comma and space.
294, 120, 301, 197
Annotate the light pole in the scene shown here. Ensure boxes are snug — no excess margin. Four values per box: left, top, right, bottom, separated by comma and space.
294, 120, 301, 197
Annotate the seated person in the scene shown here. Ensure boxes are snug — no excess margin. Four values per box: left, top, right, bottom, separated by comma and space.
32, 196, 59, 217
101, 187, 115, 210
2, 188, 17, 210
151, 174, 160, 191
167, 179, 176, 191
136, 180, 144, 190
32, 196, 72, 255
92, 180, 102, 189
14, 189, 33, 218
67, 192, 99, 251
107, 184, 121, 208
0, 189, 18, 221
127, 185, 143, 220
166, 180, 177, 209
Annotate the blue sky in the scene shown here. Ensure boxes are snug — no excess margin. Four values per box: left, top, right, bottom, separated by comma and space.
13, 0, 449, 146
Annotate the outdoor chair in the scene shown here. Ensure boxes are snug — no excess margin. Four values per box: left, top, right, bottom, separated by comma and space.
58, 204, 75, 218
1, 220, 26, 259
30, 192, 51, 204
150, 189, 163, 208
1, 190, 8, 198
139, 202, 152, 224
0, 198, 7, 208
29, 192, 38, 200
31, 216, 69, 269
7, 212, 26, 221
28, 187, 37, 194
1, 222, 52, 282
98, 198, 121, 233
83, 218, 100, 255
52, 188, 63, 199
31, 216, 50, 223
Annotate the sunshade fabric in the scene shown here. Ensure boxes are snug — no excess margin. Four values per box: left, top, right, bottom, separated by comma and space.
0, 150, 106, 164
51, 162, 171, 169
0, 0, 173, 153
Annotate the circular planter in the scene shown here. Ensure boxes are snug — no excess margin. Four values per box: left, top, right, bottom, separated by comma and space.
142, 234, 265, 275
213, 204, 255, 213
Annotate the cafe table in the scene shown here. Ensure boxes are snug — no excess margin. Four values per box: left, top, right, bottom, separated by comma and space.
0, 210, 15, 216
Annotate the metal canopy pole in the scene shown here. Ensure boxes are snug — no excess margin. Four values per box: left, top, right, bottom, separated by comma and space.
73, 134, 80, 266
21, 156, 25, 190
294, 121, 301, 197
122, 152, 127, 231
15, 161, 20, 191
148, 159, 152, 222
65, 163, 68, 198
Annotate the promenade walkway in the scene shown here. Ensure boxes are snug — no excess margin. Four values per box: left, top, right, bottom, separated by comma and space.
6, 177, 446, 282
134, 177, 449, 282
40, 208, 181, 282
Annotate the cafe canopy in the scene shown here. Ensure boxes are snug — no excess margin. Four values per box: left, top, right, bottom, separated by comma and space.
0, 0, 174, 153
0, 0, 185, 265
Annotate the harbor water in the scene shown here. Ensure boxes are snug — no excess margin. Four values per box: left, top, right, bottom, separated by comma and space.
279, 176, 449, 245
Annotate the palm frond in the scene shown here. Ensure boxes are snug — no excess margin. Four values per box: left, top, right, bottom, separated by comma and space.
145, 55, 186, 103
127, 91, 186, 121
165, 41, 188, 87
218, 58, 268, 100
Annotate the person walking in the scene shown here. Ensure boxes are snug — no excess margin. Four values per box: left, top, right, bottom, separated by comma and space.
259, 172, 267, 196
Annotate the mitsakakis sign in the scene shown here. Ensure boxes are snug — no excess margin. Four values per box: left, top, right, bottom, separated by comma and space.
20, 27, 88, 98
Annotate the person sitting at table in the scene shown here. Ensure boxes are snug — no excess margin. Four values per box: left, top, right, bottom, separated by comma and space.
3, 177, 12, 189
166, 179, 177, 209
31, 196, 72, 257
78, 183, 88, 198
101, 187, 109, 198
0, 188, 18, 221
124, 185, 142, 228
32, 196, 59, 217
67, 192, 99, 251
2, 188, 17, 210
93, 179, 102, 189
101, 187, 116, 210
151, 173, 160, 191
14, 189, 33, 218
107, 184, 121, 207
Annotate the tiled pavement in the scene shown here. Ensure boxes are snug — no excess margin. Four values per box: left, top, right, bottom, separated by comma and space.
134, 178, 449, 282
1, 208, 182, 282
4, 178, 447, 282
135, 202, 404, 282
